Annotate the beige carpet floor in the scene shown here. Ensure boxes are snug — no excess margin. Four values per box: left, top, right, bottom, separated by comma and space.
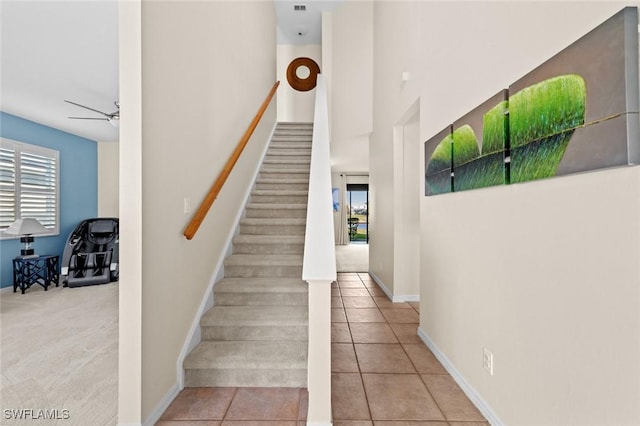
335, 243, 369, 272
0, 282, 118, 425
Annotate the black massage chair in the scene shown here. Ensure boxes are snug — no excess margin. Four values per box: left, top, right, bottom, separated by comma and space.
61, 218, 119, 287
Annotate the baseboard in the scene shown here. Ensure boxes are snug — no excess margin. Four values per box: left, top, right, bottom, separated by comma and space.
176, 121, 277, 389
392, 294, 419, 303
306, 422, 333, 426
1, 285, 14, 294
117, 423, 141, 426
368, 270, 392, 299
368, 271, 419, 303
417, 327, 503, 426
142, 382, 180, 426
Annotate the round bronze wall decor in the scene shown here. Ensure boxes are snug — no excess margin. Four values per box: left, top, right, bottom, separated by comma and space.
286, 57, 321, 92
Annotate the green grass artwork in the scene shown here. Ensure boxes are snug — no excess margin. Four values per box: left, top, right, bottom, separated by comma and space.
426, 133, 453, 194
425, 74, 586, 195
452, 125, 480, 167
482, 101, 508, 155
510, 74, 586, 183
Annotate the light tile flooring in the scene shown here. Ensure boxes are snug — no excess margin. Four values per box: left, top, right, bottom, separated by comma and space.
157, 272, 488, 425
331, 272, 487, 425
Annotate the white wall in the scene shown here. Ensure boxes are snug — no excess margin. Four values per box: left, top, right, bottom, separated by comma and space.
325, 0, 373, 173
392, 104, 420, 300
138, 1, 276, 420
371, 1, 640, 424
118, 1, 142, 423
98, 141, 119, 218
277, 44, 321, 122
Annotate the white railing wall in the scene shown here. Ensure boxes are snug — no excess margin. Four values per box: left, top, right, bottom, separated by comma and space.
303, 74, 336, 426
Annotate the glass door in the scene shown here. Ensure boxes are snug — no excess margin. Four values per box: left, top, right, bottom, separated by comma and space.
346, 183, 368, 244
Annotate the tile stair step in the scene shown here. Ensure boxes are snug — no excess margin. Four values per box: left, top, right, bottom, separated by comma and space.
184, 341, 307, 387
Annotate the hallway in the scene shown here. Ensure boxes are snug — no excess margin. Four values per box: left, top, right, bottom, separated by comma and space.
331, 272, 487, 424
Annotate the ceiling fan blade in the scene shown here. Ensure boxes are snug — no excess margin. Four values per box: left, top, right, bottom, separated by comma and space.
68, 116, 109, 121
64, 100, 111, 117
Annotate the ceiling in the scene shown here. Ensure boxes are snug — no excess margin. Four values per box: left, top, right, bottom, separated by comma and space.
0, 1, 341, 143
275, 0, 343, 45
1, 0, 119, 142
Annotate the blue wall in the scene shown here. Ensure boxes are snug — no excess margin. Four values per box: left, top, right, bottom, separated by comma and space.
0, 112, 98, 288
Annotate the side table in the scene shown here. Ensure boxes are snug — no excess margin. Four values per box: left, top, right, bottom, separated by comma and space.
12, 255, 60, 294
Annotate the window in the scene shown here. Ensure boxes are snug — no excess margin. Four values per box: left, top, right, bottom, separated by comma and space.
0, 138, 59, 238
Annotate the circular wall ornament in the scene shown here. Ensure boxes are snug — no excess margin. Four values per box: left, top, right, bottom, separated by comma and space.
286, 57, 320, 92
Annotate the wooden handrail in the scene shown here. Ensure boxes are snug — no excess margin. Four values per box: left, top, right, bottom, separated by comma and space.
183, 81, 280, 240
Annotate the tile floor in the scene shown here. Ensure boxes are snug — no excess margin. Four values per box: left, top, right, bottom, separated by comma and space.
331, 272, 487, 426
157, 272, 488, 425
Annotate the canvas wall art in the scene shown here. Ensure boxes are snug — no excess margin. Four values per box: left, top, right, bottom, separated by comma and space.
509, 7, 639, 183
452, 90, 508, 192
424, 7, 639, 196
424, 125, 453, 195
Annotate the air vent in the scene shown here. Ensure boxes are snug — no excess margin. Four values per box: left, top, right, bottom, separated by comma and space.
294, 5, 306, 11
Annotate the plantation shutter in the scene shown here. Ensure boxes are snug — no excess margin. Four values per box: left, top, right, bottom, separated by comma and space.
0, 147, 16, 229
0, 139, 59, 235
19, 150, 58, 229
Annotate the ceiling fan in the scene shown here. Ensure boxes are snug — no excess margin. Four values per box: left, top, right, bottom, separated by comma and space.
64, 100, 119, 127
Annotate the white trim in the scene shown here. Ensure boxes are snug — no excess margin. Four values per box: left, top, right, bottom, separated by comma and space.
368, 270, 418, 303
306, 422, 333, 426
1, 285, 15, 294
175, 121, 277, 389
117, 423, 141, 426
368, 270, 392, 299
417, 327, 504, 426
142, 382, 180, 426
392, 294, 419, 303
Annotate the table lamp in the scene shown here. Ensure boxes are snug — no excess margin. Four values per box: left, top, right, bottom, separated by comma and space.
5, 218, 49, 257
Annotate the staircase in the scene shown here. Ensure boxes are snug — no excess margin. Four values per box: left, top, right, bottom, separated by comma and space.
184, 122, 313, 388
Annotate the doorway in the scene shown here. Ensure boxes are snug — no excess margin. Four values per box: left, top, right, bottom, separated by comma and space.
346, 183, 369, 244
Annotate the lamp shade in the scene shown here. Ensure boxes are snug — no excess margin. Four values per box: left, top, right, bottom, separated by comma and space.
5, 218, 49, 236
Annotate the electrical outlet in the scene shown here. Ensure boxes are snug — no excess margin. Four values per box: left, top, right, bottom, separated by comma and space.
483, 348, 494, 375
